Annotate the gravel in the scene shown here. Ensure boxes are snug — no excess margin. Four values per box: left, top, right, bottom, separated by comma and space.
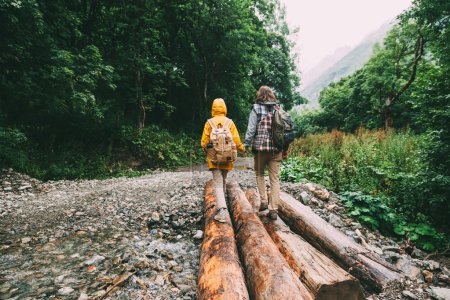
1, 166, 448, 300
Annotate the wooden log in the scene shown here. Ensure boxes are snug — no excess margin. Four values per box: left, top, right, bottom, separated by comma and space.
279, 191, 402, 293
197, 180, 249, 300
245, 188, 260, 212
227, 180, 313, 300
260, 212, 364, 299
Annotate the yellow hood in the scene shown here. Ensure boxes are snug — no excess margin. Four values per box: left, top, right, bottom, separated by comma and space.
211, 98, 227, 117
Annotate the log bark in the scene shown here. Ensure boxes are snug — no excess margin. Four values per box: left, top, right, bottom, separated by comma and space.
260, 214, 364, 300
279, 192, 402, 293
197, 180, 249, 300
227, 180, 313, 300
245, 188, 260, 212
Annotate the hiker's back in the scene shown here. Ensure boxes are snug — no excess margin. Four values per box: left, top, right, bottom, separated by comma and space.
207, 116, 237, 163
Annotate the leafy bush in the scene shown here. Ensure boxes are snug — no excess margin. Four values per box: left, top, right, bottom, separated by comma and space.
340, 191, 446, 252
282, 129, 449, 251
120, 125, 202, 169
0, 127, 29, 170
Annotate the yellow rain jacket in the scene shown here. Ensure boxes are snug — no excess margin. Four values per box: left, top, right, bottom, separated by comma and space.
201, 98, 245, 170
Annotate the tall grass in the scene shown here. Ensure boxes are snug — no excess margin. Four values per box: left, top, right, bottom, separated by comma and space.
283, 128, 447, 251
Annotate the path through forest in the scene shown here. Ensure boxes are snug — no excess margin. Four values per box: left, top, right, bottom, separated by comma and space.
0, 159, 448, 299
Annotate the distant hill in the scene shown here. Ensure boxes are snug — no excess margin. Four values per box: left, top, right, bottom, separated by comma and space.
299, 22, 393, 109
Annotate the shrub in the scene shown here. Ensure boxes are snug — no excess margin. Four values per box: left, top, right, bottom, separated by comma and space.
282, 129, 449, 250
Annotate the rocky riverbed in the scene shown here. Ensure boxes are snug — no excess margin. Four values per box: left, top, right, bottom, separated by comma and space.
0, 164, 449, 300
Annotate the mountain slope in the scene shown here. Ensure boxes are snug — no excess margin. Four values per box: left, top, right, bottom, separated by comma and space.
300, 22, 393, 108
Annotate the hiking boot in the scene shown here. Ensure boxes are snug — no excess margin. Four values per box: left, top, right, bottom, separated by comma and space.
268, 210, 278, 220
260, 202, 268, 211
214, 208, 227, 223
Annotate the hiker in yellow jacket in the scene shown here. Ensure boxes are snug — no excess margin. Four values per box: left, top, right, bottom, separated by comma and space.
201, 98, 245, 222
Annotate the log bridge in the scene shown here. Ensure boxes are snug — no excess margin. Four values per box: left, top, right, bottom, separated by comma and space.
198, 180, 403, 300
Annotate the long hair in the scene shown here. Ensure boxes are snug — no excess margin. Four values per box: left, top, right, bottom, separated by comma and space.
255, 85, 277, 103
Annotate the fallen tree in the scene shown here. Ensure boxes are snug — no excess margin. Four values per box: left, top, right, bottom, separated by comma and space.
227, 180, 313, 300
198, 180, 249, 300
279, 191, 403, 292
261, 215, 364, 299
245, 188, 260, 212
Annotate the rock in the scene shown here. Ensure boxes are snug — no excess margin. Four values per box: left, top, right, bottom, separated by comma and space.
178, 284, 192, 295
396, 257, 421, 280
428, 261, 441, 271
328, 213, 345, 227
154, 275, 165, 286
423, 270, 434, 283
428, 287, 450, 300
382, 245, 401, 253
58, 286, 74, 295
402, 290, 418, 299
21, 237, 31, 244
383, 251, 401, 264
78, 293, 89, 300
193, 230, 203, 239
84, 254, 105, 265
326, 204, 337, 211
300, 191, 311, 205
151, 212, 160, 222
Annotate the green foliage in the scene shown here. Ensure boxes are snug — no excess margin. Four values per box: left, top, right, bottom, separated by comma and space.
120, 125, 202, 169
0, 127, 29, 170
0, 0, 300, 179
340, 191, 446, 251
282, 129, 449, 251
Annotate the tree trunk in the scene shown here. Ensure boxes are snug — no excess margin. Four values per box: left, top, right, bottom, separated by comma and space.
197, 180, 249, 300
279, 192, 402, 293
227, 180, 313, 300
261, 214, 365, 300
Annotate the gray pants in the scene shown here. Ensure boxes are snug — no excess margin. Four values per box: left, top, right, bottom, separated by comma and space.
212, 169, 228, 210
254, 151, 282, 211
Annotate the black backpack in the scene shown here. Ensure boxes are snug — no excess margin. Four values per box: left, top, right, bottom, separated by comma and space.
272, 105, 295, 151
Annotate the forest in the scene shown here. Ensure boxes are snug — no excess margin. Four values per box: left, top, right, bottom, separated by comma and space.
0, 0, 302, 178
0, 0, 448, 252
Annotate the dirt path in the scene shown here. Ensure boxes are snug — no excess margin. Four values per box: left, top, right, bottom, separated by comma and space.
0, 159, 448, 300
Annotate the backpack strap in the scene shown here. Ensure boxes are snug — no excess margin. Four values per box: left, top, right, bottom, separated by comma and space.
224, 118, 232, 129
207, 118, 217, 130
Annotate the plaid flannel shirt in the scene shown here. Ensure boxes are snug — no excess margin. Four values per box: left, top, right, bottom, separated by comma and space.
252, 103, 278, 152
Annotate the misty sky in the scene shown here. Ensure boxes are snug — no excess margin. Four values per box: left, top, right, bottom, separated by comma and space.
281, 0, 412, 73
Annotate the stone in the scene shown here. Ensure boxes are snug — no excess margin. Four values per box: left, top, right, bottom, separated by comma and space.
300, 191, 311, 205
326, 204, 337, 211
58, 286, 74, 295
382, 245, 401, 253
402, 290, 418, 300
21, 237, 31, 244
193, 230, 203, 239
428, 287, 450, 300
396, 257, 421, 279
151, 212, 160, 222
154, 275, 165, 286
328, 213, 345, 227
428, 261, 440, 271
84, 254, 105, 265
78, 293, 89, 300
423, 270, 434, 283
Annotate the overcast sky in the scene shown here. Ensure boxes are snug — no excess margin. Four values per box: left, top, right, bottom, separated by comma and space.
281, 0, 413, 73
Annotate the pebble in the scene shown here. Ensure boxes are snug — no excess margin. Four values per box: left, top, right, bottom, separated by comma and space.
58, 286, 74, 295
21, 237, 31, 244
194, 230, 203, 239
402, 290, 418, 299
84, 254, 105, 265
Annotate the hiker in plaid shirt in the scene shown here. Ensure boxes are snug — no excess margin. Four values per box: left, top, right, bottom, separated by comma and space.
244, 86, 287, 220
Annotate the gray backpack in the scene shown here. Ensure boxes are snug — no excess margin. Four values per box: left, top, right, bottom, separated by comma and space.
272, 105, 295, 151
